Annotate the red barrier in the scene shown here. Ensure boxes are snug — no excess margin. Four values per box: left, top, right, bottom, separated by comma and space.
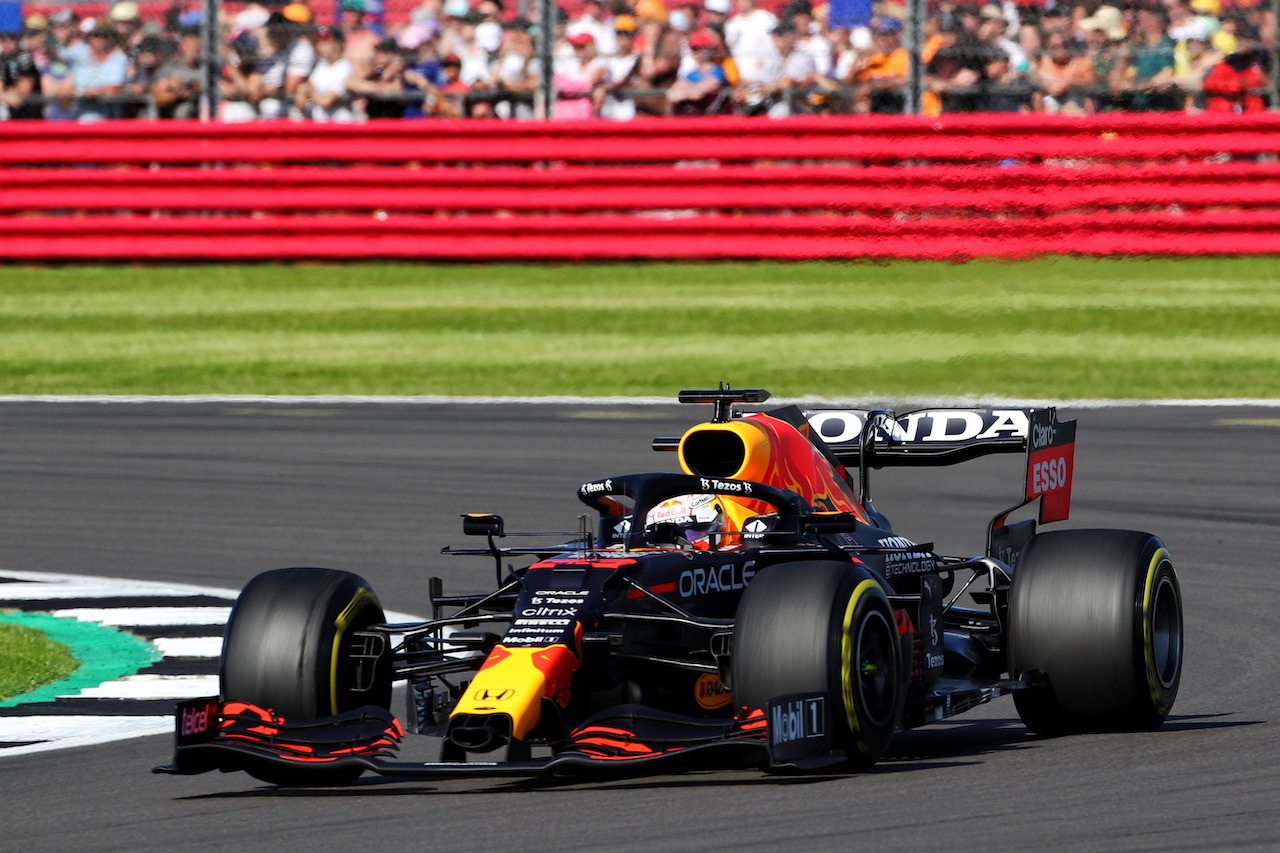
4, 114, 1280, 164
4, 164, 1279, 213
3, 213, 1276, 261
3, 115, 1278, 260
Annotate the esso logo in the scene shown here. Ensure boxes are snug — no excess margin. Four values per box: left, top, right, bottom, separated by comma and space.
1031, 457, 1068, 493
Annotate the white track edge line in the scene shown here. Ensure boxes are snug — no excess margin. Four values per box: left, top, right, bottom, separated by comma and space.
0, 569, 240, 600
0, 720, 174, 758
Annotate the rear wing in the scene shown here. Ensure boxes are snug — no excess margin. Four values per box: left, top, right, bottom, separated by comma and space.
804, 408, 1031, 468
802, 407, 1076, 525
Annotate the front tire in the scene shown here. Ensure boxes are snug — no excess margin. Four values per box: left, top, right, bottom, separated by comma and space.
220, 568, 392, 784
733, 560, 902, 770
1009, 530, 1183, 735
221, 567, 392, 719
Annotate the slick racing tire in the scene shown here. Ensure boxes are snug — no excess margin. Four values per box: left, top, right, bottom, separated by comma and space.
733, 560, 902, 770
221, 568, 392, 785
1009, 530, 1183, 735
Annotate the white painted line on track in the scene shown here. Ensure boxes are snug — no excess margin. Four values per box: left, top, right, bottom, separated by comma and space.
73, 675, 221, 700
0, 582, 235, 601
0, 569, 239, 601
0, 717, 173, 758
52, 607, 233, 627
150, 637, 223, 658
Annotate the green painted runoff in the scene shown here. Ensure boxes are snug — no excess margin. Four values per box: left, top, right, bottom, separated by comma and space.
0, 611, 160, 706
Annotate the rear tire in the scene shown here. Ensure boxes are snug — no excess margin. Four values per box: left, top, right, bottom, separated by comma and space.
733, 560, 902, 770
220, 568, 393, 785
1009, 530, 1183, 735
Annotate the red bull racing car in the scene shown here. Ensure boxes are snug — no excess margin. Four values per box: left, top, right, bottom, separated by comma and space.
157, 387, 1184, 786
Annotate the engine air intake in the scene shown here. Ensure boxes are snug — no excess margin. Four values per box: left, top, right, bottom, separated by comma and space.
680, 429, 747, 478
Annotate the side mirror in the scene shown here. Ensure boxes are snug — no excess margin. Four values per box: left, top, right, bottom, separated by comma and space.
462, 513, 504, 537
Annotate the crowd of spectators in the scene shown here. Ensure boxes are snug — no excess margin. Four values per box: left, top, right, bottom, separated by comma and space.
0, 0, 1274, 120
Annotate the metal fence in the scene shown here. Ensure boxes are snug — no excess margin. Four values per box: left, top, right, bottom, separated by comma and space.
2, 0, 1277, 121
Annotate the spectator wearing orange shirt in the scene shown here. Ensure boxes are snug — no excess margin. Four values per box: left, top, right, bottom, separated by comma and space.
847, 16, 907, 114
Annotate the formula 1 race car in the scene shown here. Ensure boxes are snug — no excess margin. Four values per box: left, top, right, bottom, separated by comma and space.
157, 387, 1184, 786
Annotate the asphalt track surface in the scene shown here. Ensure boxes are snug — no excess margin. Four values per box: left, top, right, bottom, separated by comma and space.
2, 401, 1277, 852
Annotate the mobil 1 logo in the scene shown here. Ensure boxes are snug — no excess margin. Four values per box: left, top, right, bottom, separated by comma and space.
767, 692, 833, 763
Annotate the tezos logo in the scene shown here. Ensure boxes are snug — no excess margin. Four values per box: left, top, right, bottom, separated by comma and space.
699, 477, 752, 494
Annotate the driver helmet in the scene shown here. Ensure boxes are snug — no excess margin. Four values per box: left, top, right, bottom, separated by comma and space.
645, 494, 723, 549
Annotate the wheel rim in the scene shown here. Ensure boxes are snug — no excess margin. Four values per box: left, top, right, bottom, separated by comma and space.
1151, 573, 1182, 690
856, 609, 896, 728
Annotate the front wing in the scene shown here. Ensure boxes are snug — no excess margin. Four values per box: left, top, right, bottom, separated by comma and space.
154, 697, 846, 782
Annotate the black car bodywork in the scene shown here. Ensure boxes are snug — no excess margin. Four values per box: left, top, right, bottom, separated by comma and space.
158, 387, 1182, 784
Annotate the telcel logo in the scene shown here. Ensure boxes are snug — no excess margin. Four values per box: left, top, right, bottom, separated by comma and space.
181, 702, 213, 736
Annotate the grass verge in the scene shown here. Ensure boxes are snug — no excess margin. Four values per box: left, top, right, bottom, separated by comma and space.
2, 257, 1278, 399
0, 620, 78, 703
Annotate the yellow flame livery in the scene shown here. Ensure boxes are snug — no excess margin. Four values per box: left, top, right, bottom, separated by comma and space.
450, 627, 583, 740
677, 413, 869, 532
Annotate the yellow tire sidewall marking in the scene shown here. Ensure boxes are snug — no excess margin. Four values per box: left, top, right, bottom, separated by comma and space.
1141, 547, 1173, 714
330, 586, 378, 715
840, 578, 881, 739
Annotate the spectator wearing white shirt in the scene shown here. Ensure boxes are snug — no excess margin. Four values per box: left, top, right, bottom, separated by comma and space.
285, 27, 318, 117
724, 0, 779, 87
296, 26, 355, 121
764, 18, 818, 115
59, 25, 128, 120
598, 14, 641, 119
492, 19, 539, 118
567, 0, 617, 57
782, 0, 832, 77
455, 9, 495, 86
474, 0, 505, 54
